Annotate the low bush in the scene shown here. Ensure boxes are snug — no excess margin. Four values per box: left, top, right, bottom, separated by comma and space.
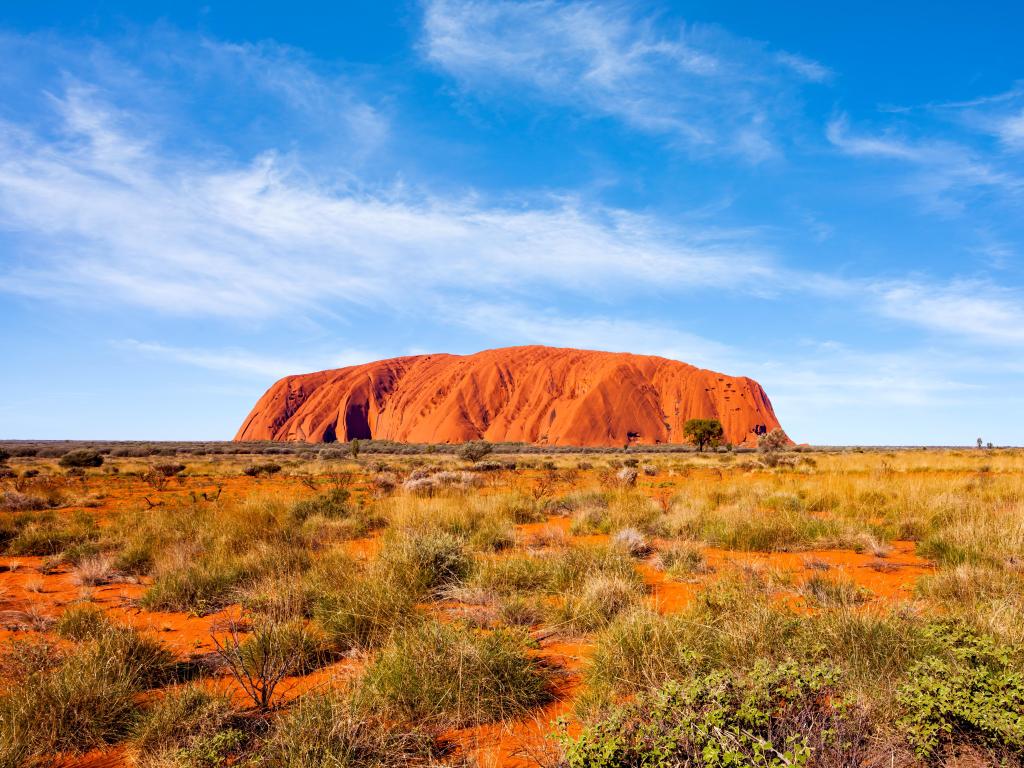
213, 617, 328, 710
457, 440, 492, 463
55, 603, 110, 640
562, 661, 870, 767
290, 488, 351, 522
897, 622, 1024, 760
800, 574, 872, 607
656, 540, 710, 577
243, 462, 282, 477
471, 554, 553, 595
377, 529, 471, 595
307, 556, 417, 651
5, 510, 99, 556
59, 449, 104, 469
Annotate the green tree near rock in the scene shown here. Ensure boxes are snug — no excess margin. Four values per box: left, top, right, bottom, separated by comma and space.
683, 419, 724, 452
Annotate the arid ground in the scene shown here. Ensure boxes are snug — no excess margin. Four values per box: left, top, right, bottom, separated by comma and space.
1, 443, 1023, 767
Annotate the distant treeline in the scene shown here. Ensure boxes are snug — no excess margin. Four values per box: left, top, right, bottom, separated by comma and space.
0, 439, 770, 458
0, 439, 994, 460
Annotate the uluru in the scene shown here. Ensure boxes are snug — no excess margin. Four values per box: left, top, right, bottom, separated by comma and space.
235, 345, 785, 447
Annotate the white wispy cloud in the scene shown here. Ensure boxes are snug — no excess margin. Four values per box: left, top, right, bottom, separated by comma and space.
421, 0, 828, 161
874, 280, 1024, 346
0, 88, 783, 320
826, 114, 1024, 212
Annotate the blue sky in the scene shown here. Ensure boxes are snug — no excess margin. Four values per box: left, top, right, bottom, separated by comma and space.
1, 1, 1022, 445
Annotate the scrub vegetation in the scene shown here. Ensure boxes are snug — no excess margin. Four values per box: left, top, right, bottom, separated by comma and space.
0, 442, 1023, 767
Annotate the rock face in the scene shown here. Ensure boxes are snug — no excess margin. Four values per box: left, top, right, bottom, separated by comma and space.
235, 345, 786, 447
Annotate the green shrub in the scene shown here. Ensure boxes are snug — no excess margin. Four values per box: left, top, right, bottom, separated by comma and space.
800, 574, 872, 607
142, 545, 306, 615
470, 554, 553, 595
176, 727, 248, 768
498, 494, 545, 524
59, 449, 104, 468
361, 621, 554, 727
897, 622, 1024, 759
243, 462, 282, 477
457, 440, 492, 463
548, 545, 641, 593
468, 515, 516, 552
583, 610, 697, 708
657, 541, 709, 578
563, 661, 870, 768
698, 511, 845, 552
290, 488, 351, 522
6, 510, 99, 556
141, 557, 253, 614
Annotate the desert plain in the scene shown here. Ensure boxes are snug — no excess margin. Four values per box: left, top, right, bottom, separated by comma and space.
1, 441, 1022, 767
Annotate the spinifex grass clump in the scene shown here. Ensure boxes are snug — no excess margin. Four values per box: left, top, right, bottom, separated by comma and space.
260, 691, 442, 768
656, 540, 710, 578
131, 495, 314, 614
304, 552, 418, 651
800, 573, 872, 607
549, 574, 644, 634
376, 528, 472, 594
360, 620, 555, 727
0, 623, 173, 766
4, 509, 99, 556
130, 685, 238, 768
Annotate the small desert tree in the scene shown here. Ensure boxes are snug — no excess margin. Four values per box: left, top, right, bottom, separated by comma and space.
350, 439, 361, 460
682, 419, 724, 452
457, 440, 492, 463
